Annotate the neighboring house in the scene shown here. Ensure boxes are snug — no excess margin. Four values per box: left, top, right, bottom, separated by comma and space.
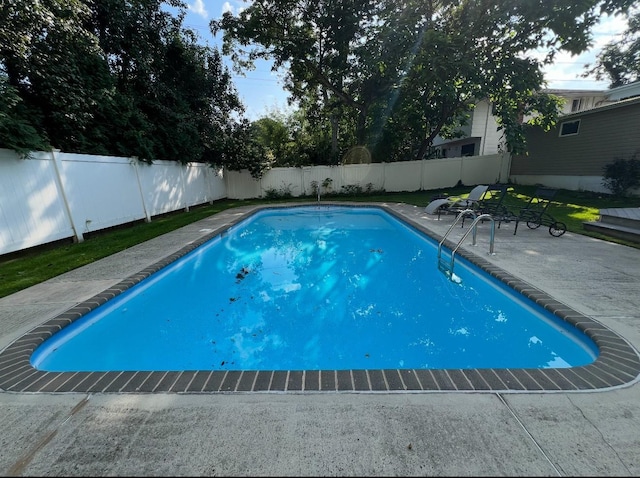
431, 81, 640, 160
545, 88, 608, 115
509, 95, 640, 193
431, 98, 502, 158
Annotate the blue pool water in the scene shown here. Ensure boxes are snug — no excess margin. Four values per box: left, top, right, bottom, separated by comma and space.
31, 205, 598, 372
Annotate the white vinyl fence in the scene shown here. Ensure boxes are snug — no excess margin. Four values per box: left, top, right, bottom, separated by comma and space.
0, 149, 226, 255
226, 153, 511, 199
1, 149, 509, 255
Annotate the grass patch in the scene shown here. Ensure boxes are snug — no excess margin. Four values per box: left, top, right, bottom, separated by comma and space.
1, 186, 639, 299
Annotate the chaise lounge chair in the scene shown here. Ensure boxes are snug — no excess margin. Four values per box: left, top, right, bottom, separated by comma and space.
425, 185, 489, 219
509, 187, 567, 236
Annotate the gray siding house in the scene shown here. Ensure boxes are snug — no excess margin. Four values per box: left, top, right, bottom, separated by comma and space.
509, 96, 640, 194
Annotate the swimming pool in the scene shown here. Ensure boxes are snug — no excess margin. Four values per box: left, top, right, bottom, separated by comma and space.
30, 205, 597, 372
1, 203, 638, 393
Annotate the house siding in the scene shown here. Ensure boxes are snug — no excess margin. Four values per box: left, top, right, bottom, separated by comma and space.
511, 99, 640, 176
472, 100, 502, 155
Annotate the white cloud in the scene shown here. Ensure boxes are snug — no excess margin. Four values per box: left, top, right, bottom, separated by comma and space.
188, 0, 208, 18
221, 1, 248, 16
537, 13, 629, 90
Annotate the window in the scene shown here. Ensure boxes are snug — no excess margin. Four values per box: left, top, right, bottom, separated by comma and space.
559, 119, 580, 137
461, 144, 475, 156
571, 98, 583, 112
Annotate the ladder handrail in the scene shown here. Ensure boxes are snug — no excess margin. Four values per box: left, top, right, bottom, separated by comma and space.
438, 211, 496, 277
437, 209, 477, 258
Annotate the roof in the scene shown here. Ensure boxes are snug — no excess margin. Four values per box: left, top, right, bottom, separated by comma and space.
542, 88, 606, 95
558, 95, 640, 120
606, 81, 640, 101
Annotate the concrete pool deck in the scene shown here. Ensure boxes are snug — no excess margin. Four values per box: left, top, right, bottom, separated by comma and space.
1, 201, 639, 475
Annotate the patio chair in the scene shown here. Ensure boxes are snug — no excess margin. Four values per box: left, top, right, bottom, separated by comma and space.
510, 187, 567, 237
424, 185, 489, 219
465, 183, 512, 228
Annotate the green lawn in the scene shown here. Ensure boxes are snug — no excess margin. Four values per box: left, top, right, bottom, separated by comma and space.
1, 185, 639, 299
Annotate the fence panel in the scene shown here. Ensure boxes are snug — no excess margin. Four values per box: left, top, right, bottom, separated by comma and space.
136, 160, 186, 217
459, 153, 510, 185
0, 150, 73, 255
1, 149, 505, 256
340, 163, 386, 193
300, 166, 340, 197
383, 161, 422, 192
58, 153, 146, 234
225, 154, 507, 199
185, 164, 226, 205
261, 167, 305, 197
1, 150, 227, 256
224, 170, 261, 200
421, 158, 464, 189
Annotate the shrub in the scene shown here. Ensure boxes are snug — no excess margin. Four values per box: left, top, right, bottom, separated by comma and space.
264, 182, 294, 199
602, 152, 640, 197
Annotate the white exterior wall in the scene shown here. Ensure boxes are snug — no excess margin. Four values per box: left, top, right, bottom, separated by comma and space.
555, 94, 608, 115
472, 100, 503, 155
431, 99, 503, 156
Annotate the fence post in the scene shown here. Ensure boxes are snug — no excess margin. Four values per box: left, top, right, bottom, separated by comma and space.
131, 157, 151, 222
205, 166, 214, 204
180, 164, 189, 212
50, 149, 84, 243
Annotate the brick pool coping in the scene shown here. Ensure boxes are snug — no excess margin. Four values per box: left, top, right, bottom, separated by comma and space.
1, 203, 639, 394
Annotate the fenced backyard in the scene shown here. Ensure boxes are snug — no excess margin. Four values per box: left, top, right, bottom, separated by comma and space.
0, 149, 509, 256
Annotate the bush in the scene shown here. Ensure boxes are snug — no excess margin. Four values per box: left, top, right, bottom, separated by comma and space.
264, 182, 294, 199
602, 153, 640, 197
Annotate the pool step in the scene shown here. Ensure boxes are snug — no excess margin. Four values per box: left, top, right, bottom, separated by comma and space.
583, 207, 640, 244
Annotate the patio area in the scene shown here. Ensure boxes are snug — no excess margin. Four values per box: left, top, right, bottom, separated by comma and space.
0, 201, 639, 476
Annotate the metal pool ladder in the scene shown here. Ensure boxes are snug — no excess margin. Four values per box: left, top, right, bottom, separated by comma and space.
437, 209, 496, 279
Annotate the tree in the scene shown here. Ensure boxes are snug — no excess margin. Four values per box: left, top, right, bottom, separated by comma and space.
585, 8, 640, 88
212, 0, 634, 160
0, 76, 50, 156
0, 0, 266, 175
0, 0, 98, 153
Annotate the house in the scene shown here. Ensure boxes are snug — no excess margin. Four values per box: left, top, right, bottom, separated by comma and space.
430, 98, 501, 158
431, 81, 640, 160
509, 94, 640, 193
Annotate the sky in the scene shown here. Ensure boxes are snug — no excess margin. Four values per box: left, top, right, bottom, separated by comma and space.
180, 0, 630, 120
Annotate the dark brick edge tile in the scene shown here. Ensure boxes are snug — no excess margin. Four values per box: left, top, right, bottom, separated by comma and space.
1, 203, 638, 394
